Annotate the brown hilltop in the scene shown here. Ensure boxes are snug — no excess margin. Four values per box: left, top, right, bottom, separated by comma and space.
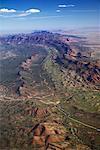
26, 107, 50, 118
29, 122, 90, 149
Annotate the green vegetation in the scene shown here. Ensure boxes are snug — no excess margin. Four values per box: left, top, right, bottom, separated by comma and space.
43, 51, 64, 90
0, 44, 48, 86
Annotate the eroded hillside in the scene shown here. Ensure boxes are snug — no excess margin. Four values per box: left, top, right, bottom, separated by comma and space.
0, 31, 100, 150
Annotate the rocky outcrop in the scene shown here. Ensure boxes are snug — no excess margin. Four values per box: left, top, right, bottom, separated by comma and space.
21, 54, 39, 71
26, 107, 50, 118
30, 122, 69, 149
30, 122, 90, 149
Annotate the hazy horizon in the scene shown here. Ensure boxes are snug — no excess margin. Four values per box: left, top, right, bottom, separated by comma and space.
0, 0, 100, 34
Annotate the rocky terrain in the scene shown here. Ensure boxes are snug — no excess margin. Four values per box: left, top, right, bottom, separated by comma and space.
0, 31, 100, 149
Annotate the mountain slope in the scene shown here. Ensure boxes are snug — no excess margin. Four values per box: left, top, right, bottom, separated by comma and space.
0, 31, 100, 150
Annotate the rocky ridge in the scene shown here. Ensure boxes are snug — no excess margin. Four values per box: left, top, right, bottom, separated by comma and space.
0, 31, 100, 149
